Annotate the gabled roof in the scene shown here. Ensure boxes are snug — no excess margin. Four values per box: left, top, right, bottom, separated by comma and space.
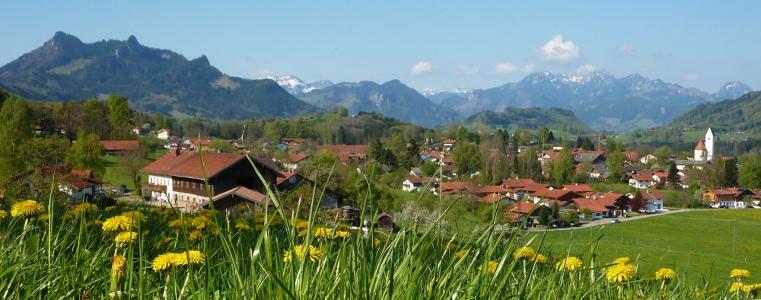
501, 178, 538, 188
100, 140, 140, 152
143, 150, 254, 180
480, 193, 510, 204
532, 188, 576, 200
286, 153, 308, 163
439, 181, 474, 192
207, 186, 270, 206
695, 139, 706, 150
477, 185, 509, 194
561, 184, 594, 193
572, 198, 610, 213
589, 192, 627, 206
642, 192, 664, 201
509, 201, 538, 214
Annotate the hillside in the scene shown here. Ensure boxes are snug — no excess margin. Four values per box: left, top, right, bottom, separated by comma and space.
0, 32, 319, 119
298, 80, 459, 127
668, 91, 761, 133
424, 71, 749, 132
463, 107, 592, 135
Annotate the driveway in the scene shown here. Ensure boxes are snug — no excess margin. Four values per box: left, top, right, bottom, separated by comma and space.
526, 208, 697, 232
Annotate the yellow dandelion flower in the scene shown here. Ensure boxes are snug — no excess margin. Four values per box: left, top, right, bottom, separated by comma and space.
655, 268, 676, 281
283, 244, 321, 263
114, 231, 138, 245
111, 255, 126, 279
606, 263, 637, 283
533, 254, 548, 264
480, 260, 499, 274
120, 211, 146, 223
152, 253, 176, 272
742, 283, 761, 293
173, 250, 205, 266
104, 206, 116, 212
513, 247, 536, 260
102, 215, 133, 231
235, 219, 251, 230
293, 219, 310, 229
312, 227, 351, 238
453, 249, 470, 259
191, 215, 211, 230
11, 199, 45, 218
168, 218, 189, 228
0, 210, 7, 218
612, 257, 631, 265
373, 238, 382, 247
556, 256, 583, 272
730, 282, 745, 293
188, 230, 202, 241
731, 268, 751, 279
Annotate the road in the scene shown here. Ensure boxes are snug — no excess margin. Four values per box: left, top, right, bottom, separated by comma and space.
526, 208, 697, 232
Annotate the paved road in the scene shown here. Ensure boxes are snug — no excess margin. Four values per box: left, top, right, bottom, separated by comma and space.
526, 208, 697, 232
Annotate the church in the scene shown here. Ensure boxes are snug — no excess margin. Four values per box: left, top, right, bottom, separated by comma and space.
693, 128, 714, 162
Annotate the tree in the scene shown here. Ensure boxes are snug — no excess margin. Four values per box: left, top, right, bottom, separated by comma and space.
116, 147, 149, 191
107, 95, 133, 138
550, 149, 575, 185
606, 151, 627, 183
66, 133, 105, 176
0, 97, 32, 180
420, 161, 439, 177
538, 207, 551, 225
724, 158, 739, 187
452, 141, 481, 177
739, 154, 761, 189
654, 146, 672, 162
517, 148, 542, 181
667, 161, 680, 188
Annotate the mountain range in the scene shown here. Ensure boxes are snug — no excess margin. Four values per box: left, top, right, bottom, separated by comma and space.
259, 74, 334, 95
0, 32, 319, 119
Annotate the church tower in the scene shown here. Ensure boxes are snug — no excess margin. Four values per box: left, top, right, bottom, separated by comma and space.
705, 128, 714, 161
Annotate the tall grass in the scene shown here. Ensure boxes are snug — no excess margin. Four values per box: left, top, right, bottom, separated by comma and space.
0, 155, 751, 298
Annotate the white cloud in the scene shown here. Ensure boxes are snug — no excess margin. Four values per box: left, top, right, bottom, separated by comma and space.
617, 45, 634, 56
522, 63, 535, 73
494, 62, 517, 74
575, 64, 598, 74
540, 34, 580, 63
457, 65, 480, 75
683, 73, 700, 81
410, 61, 434, 75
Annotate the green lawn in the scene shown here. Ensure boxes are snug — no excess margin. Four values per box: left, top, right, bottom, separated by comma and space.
525, 209, 761, 284
101, 148, 167, 191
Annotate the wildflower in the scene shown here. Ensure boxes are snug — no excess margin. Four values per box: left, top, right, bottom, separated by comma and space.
114, 231, 138, 245
235, 219, 251, 230
654, 268, 676, 281
120, 211, 146, 223
742, 283, 761, 293
105, 206, 116, 212
188, 230, 202, 241
172, 250, 205, 266
283, 244, 321, 263
606, 263, 637, 283
0, 210, 7, 218
730, 282, 745, 293
65, 203, 98, 219
453, 249, 470, 259
612, 257, 631, 266
152, 253, 177, 272
731, 268, 751, 279
312, 227, 351, 238
111, 255, 126, 279
11, 200, 45, 218
373, 238, 382, 247
513, 247, 536, 260
102, 215, 133, 231
293, 219, 310, 229
191, 215, 211, 230
533, 254, 548, 264
556, 256, 583, 272
480, 260, 499, 274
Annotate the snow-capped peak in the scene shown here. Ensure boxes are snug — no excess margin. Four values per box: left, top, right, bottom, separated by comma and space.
259, 74, 334, 95
714, 81, 752, 100
419, 88, 474, 97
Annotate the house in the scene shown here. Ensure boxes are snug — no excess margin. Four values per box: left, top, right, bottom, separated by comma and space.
201, 186, 270, 212
156, 129, 170, 140
573, 150, 606, 165
480, 193, 513, 205
402, 176, 437, 192
639, 154, 657, 165
572, 198, 611, 220
589, 192, 631, 216
704, 188, 753, 208
640, 192, 665, 213
442, 139, 458, 152
409, 167, 423, 177
529, 188, 578, 205
624, 151, 640, 162
100, 140, 140, 155
142, 149, 279, 210
474, 185, 510, 196
506, 201, 539, 226
629, 173, 656, 189
561, 184, 594, 197
376, 213, 395, 231
280, 153, 308, 172
9, 166, 102, 202
320, 145, 367, 162
433, 181, 474, 195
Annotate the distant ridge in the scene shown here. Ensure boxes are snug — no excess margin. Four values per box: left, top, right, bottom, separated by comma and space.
0, 32, 319, 119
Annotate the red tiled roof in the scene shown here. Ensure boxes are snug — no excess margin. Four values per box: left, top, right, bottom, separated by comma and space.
561, 184, 593, 193
572, 198, 609, 213
502, 178, 539, 189
70, 168, 93, 178
695, 139, 706, 150
142, 150, 246, 180
625, 151, 640, 161
439, 181, 473, 192
589, 192, 627, 206
477, 185, 509, 194
532, 188, 575, 200
480, 193, 509, 204
287, 153, 308, 163
633, 174, 655, 181
100, 140, 140, 152
509, 201, 537, 214
642, 192, 663, 201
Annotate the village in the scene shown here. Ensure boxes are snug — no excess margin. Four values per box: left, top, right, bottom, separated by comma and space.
16, 118, 761, 232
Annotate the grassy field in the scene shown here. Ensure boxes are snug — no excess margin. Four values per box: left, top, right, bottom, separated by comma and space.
526, 209, 761, 285
101, 149, 167, 191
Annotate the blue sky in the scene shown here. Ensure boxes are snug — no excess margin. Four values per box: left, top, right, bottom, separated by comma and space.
2, 1, 759, 91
